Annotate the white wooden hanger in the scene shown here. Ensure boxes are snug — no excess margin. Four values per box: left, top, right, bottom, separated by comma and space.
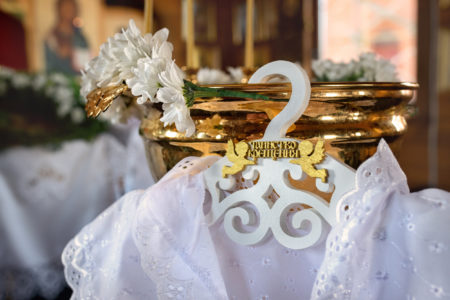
203, 61, 356, 250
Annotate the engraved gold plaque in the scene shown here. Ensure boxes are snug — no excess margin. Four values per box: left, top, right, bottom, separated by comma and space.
223, 139, 327, 182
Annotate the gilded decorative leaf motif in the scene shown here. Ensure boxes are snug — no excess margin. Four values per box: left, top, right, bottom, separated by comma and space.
85, 84, 128, 118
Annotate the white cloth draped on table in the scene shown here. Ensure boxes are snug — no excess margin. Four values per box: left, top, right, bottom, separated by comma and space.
0, 126, 154, 300
62, 140, 450, 300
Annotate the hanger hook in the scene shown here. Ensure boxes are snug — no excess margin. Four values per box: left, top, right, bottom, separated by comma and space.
248, 61, 311, 140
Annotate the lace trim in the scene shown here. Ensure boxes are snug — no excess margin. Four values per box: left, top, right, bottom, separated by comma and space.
133, 157, 227, 300
355, 139, 408, 192
160, 156, 220, 184
61, 239, 85, 299
62, 190, 146, 300
336, 139, 409, 223
311, 140, 450, 300
316, 139, 410, 299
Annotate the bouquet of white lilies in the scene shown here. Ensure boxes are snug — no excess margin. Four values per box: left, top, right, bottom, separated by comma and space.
82, 20, 267, 137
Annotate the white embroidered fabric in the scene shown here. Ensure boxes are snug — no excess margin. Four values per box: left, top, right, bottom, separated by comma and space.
311, 140, 450, 300
0, 126, 154, 300
62, 140, 450, 300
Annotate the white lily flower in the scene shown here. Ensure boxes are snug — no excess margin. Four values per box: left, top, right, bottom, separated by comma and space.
81, 20, 154, 97
81, 53, 120, 97
80, 69, 97, 98
151, 40, 173, 60
80, 19, 176, 126
120, 21, 173, 82
80, 19, 175, 124
196, 67, 244, 85
147, 27, 169, 49
122, 19, 147, 51
126, 31, 174, 105
157, 61, 185, 94
197, 68, 232, 85
160, 98, 195, 137
227, 67, 244, 83
156, 61, 195, 136
118, 45, 146, 81
127, 57, 167, 104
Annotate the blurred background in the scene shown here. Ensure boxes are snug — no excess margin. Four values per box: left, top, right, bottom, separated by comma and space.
0, 0, 448, 299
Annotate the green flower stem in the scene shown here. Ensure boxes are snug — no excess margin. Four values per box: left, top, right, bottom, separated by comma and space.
183, 79, 271, 107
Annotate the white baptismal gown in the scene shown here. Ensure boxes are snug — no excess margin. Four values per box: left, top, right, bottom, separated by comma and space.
62, 141, 450, 300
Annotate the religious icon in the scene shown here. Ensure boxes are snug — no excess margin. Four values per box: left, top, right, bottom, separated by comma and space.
44, 0, 90, 74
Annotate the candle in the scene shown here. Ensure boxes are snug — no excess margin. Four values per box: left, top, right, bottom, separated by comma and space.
144, 0, 153, 34
186, 0, 195, 68
245, 0, 254, 69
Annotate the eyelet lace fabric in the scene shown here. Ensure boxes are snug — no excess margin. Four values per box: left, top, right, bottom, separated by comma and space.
311, 140, 450, 300
132, 160, 229, 300
62, 156, 228, 300
62, 190, 158, 300
62, 139, 450, 300
1, 127, 154, 300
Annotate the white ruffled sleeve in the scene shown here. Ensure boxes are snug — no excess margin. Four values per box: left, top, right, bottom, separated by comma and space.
311, 140, 450, 300
132, 156, 228, 300
62, 190, 158, 299
62, 156, 227, 300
